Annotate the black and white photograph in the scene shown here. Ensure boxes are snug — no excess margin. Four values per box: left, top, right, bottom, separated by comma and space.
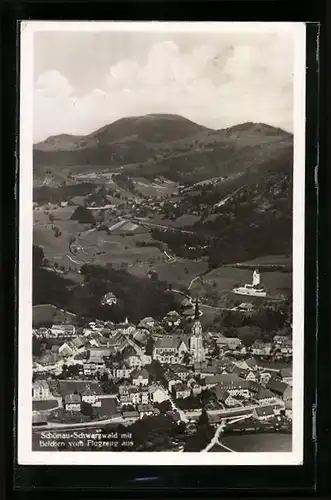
18, 21, 306, 466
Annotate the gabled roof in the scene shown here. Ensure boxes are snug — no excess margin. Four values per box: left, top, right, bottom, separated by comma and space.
205, 373, 250, 389
171, 364, 191, 374
245, 357, 258, 368
166, 310, 181, 319
132, 368, 149, 379
212, 386, 230, 401
256, 387, 276, 400
173, 382, 189, 392
155, 336, 181, 349
266, 378, 290, 395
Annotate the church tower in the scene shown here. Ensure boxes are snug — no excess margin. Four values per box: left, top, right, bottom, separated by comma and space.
190, 298, 206, 363
252, 269, 260, 286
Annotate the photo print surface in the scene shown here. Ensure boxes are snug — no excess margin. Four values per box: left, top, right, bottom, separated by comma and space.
18, 21, 306, 465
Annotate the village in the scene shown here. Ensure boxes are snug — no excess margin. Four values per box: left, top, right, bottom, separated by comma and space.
32, 295, 293, 451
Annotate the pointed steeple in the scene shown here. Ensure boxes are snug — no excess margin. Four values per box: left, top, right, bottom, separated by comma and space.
125, 316, 128, 325
194, 297, 200, 321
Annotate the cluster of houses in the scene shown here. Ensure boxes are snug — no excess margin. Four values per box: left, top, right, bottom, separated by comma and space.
32, 306, 293, 426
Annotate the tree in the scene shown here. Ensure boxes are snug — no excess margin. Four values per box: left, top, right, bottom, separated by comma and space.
81, 402, 94, 418
145, 337, 155, 356
182, 351, 191, 366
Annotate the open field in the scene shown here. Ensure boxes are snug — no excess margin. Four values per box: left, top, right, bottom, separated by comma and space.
234, 254, 292, 266
204, 266, 291, 297
33, 304, 77, 326
73, 229, 166, 268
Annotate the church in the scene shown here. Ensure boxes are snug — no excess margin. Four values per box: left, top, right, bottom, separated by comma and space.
189, 298, 206, 364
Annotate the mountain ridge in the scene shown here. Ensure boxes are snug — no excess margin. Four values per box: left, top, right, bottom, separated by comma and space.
33, 113, 292, 187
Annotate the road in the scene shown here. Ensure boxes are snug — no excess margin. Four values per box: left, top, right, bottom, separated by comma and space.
33, 415, 130, 432
160, 384, 189, 423
202, 414, 252, 453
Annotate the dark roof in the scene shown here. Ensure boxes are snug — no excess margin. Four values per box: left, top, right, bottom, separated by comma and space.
254, 406, 275, 417
266, 378, 290, 395
173, 383, 189, 392
212, 386, 230, 401
280, 367, 293, 378
245, 357, 258, 368
132, 368, 149, 379
58, 381, 103, 397
256, 387, 276, 400
205, 373, 250, 389
172, 364, 191, 374
122, 411, 139, 418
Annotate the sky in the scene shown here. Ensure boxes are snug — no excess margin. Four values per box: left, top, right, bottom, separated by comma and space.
32, 26, 294, 143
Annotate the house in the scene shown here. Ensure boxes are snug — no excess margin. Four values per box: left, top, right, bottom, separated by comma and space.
251, 341, 273, 356
122, 410, 139, 421
51, 324, 76, 338
51, 345, 60, 354
101, 292, 117, 306
163, 371, 182, 392
205, 374, 251, 398
164, 310, 181, 327
138, 404, 158, 419
115, 318, 135, 335
153, 336, 188, 364
212, 386, 237, 407
226, 363, 248, 377
234, 357, 258, 371
71, 336, 86, 351
199, 365, 220, 378
139, 388, 150, 405
280, 367, 293, 386
64, 393, 81, 412
273, 335, 289, 346
38, 351, 60, 367
171, 365, 192, 380
89, 346, 113, 359
266, 379, 292, 401
172, 383, 190, 400
137, 317, 157, 330
231, 302, 254, 312
125, 355, 142, 368
81, 385, 101, 407
285, 400, 292, 420
243, 370, 258, 382
128, 386, 141, 405
106, 333, 130, 352
253, 405, 277, 421
32, 413, 48, 426
32, 380, 52, 400
216, 337, 242, 351
148, 386, 169, 404
255, 387, 278, 406
259, 371, 273, 385
191, 381, 204, 396
140, 354, 152, 366
113, 364, 133, 380
132, 368, 149, 387
280, 339, 293, 355
58, 342, 74, 357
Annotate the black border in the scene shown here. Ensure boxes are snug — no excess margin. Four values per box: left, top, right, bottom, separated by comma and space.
1, 0, 328, 497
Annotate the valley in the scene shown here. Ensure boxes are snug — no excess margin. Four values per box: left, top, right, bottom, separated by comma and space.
33, 114, 293, 326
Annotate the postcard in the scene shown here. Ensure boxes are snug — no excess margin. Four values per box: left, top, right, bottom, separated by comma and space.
18, 21, 306, 465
